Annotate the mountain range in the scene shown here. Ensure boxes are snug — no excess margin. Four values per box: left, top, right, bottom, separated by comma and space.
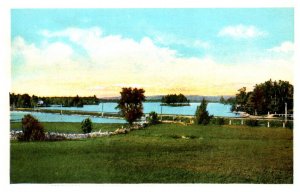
101, 95, 234, 102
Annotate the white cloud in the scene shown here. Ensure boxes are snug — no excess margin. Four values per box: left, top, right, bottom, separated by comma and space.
218, 24, 267, 39
12, 27, 293, 97
40, 27, 102, 43
12, 36, 74, 67
268, 41, 294, 53
151, 31, 210, 49
193, 39, 210, 49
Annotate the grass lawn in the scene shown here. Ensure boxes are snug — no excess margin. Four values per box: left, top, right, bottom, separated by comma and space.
10, 123, 293, 183
10, 122, 124, 133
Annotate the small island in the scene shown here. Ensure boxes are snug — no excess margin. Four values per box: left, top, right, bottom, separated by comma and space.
161, 93, 190, 106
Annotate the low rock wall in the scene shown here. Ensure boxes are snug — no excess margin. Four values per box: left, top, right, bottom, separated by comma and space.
10, 122, 147, 141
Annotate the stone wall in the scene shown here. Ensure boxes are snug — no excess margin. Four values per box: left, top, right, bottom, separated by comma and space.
10, 122, 148, 141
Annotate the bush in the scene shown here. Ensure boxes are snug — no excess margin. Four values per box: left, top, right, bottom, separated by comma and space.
162, 116, 173, 121
149, 111, 159, 125
19, 114, 45, 141
81, 118, 93, 133
285, 121, 293, 129
245, 119, 259, 127
211, 117, 225, 125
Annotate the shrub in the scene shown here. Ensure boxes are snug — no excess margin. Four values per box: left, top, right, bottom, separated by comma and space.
285, 121, 293, 129
211, 117, 225, 125
162, 116, 173, 121
149, 111, 159, 125
269, 120, 283, 128
245, 119, 259, 127
19, 114, 45, 141
81, 118, 93, 133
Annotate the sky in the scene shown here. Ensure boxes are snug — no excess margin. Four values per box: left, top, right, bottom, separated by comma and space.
11, 8, 294, 97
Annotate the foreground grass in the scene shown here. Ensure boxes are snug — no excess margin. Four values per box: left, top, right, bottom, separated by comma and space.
10, 123, 293, 183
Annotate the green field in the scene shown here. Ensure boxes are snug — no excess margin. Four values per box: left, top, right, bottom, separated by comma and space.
10, 123, 293, 183
10, 122, 125, 133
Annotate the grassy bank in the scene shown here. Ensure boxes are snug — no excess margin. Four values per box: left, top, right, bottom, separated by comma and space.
10, 122, 124, 133
10, 123, 293, 183
13, 108, 123, 118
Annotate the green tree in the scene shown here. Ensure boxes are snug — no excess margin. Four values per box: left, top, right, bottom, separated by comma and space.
20, 114, 45, 141
71, 95, 83, 107
81, 118, 93, 133
235, 87, 249, 111
236, 80, 293, 115
195, 98, 212, 125
116, 87, 146, 125
31, 95, 39, 107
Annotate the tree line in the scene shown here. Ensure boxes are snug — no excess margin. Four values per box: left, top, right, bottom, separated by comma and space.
233, 79, 293, 115
10, 93, 100, 108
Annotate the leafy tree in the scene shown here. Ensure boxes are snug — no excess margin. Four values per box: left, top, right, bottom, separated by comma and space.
31, 95, 39, 107
236, 79, 293, 115
195, 98, 212, 125
116, 87, 146, 125
19, 114, 45, 141
71, 95, 84, 107
10, 93, 100, 108
235, 87, 249, 111
10, 93, 33, 108
81, 118, 93, 133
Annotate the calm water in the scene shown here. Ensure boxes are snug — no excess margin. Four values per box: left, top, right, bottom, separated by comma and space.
11, 102, 238, 123
10, 111, 126, 123
39, 102, 238, 116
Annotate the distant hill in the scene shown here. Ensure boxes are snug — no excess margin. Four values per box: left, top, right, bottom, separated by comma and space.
100, 95, 234, 102
185, 95, 234, 102
146, 95, 234, 102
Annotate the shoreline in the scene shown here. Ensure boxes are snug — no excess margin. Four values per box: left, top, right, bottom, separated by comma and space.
11, 108, 124, 119
10, 108, 290, 122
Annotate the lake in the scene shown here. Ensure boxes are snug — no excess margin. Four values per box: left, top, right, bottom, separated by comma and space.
11, 102, 239, 123
39, 102, 238, 116
10, 111, 126, 123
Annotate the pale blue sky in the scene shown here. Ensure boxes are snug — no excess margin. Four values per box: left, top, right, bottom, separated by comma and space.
12, 9, 293, 60
11, 9, 294, 96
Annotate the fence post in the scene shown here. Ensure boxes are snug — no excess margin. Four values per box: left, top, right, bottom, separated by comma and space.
285, 102, 287, 123
283, 122, 285, 128
267, 121, 270, 128
241, 120, 243, 125
229, 120, 232, 125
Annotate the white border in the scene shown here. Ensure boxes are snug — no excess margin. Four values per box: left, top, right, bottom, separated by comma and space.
1, 0, 298, 192
2, 0, 295, 8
